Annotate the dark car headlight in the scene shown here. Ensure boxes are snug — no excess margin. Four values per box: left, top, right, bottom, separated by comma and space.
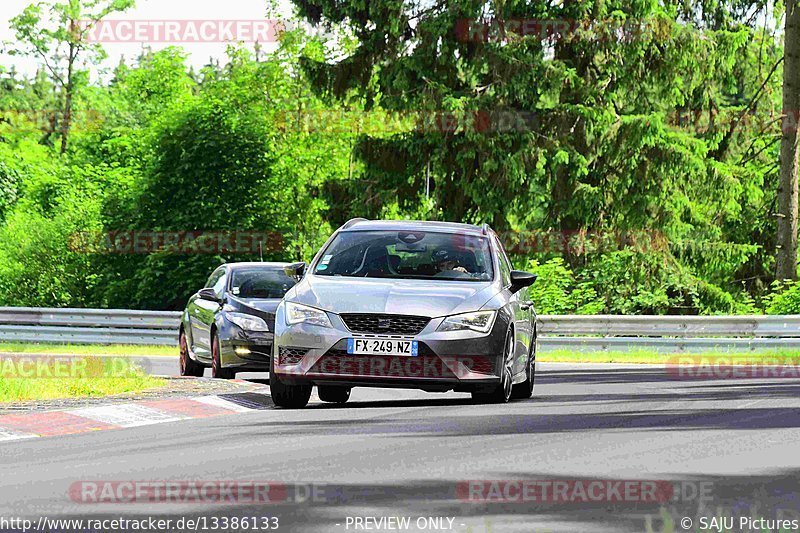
437, 310, 497, 334
226, 312, 269, 332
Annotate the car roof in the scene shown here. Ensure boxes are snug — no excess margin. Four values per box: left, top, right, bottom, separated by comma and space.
341, 219, 487, 236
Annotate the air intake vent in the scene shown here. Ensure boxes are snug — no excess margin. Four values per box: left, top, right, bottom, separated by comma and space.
278, 347, 309, 365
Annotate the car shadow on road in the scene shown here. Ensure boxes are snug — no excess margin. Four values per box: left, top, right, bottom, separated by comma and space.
55, 470, 800, 533
307, 396, 477, 409
253, 406, 800, 436
242, 365, 800, 414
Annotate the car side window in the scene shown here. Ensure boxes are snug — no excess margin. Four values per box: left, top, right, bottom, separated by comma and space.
212, 272, 228, 298
205, 269, 224, 289
493, 235, 512, 287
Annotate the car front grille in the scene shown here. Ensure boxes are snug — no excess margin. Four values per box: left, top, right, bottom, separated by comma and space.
340, 314, 430, 335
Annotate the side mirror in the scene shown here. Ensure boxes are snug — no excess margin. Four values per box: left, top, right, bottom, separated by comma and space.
285, 261, 307, 280
510, 270, 537, 294
198, 288, 222, 303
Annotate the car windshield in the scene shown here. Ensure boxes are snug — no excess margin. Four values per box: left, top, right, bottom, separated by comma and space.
313, 230, 494, 282
229, 269, 296, 298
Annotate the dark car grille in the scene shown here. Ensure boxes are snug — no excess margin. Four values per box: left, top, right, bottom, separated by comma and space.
340, 314, 430, 335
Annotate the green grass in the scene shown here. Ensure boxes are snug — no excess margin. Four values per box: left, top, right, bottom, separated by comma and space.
2, 342, 798, 366
0, 342, 176, 357
0, 369, 168, 403
540, 349, 800, 364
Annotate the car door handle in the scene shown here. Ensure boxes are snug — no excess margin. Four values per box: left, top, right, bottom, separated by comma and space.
520, 303, 532, 311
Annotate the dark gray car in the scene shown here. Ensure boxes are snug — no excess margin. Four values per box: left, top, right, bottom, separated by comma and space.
179, 262, 297, 378
271, 220, 538, 408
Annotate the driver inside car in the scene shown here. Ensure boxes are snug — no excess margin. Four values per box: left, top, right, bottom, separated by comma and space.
432, 249, 469, 276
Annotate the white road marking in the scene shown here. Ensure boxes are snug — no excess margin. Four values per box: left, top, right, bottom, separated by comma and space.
0, 427, 36, 442
192, 395, 255, 413
68, 404, 185, 427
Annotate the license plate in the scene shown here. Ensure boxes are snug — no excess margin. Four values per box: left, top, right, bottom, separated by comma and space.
347, 338, 418, 356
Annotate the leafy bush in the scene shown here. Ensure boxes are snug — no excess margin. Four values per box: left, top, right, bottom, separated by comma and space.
524, 258, 604, 315
764, 281, 800, 315
521, 250, 758, 315
578, 250, 756, 315
0, 189, 103, 307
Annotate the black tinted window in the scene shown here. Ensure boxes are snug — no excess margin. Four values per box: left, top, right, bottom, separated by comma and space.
230, 269, 296, 299
314, 230, 494, 282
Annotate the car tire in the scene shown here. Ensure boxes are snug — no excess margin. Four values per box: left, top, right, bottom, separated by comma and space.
318, 386, 351, 404
179, 330, 204, 377
269, 353, 312, 408
511, 347, 535, 400
472, 329, 514, 404
211, 333, 236, 380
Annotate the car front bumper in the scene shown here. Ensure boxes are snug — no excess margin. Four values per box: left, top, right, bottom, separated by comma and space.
272, 306, 508, 393
219, 328, 273, 370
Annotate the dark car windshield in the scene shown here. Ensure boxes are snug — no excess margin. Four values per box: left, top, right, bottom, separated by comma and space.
313, 230, 494, 282
229, 269, 296, 298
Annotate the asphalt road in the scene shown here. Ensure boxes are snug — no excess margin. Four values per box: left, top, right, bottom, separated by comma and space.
2, 362, 800, 533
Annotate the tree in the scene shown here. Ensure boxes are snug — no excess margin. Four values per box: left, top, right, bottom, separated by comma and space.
7, 0, 135, 154
777, 0, 800, 280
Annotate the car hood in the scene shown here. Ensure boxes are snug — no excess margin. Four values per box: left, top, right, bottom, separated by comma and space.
226, 297, 282, 324
232, 298, 282, 313
289, 276, 499, 317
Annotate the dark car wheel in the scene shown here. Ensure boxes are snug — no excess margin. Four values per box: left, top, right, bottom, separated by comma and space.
472, 329, 514, 404
179, 330, 204, 377
318, 386, 351, 404
211, 333, 236, 380
511, 347, 536, 400
269, 353, 312, 408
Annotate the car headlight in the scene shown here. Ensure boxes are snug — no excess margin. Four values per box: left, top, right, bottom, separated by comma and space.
285, 302, 333, 328
225, 312, 269, 332
437, 310, 497, 334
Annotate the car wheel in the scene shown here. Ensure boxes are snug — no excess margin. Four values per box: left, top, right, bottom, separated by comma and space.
511, 345, 535, 400
472, 328, 514, 404
269, 352, 312, 408
211, 333, 235, 380
179, 330, 204, 377
318, 386, 351, 404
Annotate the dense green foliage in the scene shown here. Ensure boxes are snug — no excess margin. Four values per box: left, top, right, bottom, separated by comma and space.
0, 0, 796, 313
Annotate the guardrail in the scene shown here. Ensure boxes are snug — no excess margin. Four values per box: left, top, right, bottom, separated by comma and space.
0, 308, 181, 346
0, 308, 798, 352
538, 315, 800, 352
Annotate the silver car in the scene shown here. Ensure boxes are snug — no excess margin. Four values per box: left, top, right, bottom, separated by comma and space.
271, 219, 538, 408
